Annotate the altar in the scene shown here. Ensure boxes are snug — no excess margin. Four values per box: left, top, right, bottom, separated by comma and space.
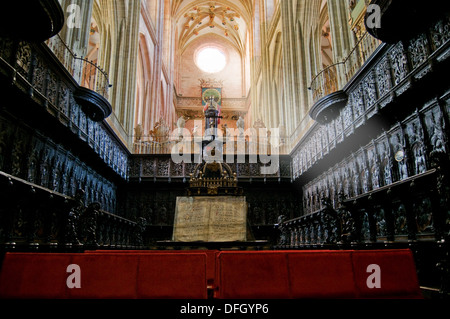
172, 196, 247, 242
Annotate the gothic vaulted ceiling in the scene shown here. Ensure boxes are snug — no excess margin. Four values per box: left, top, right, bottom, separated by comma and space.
172, 0, 252, 55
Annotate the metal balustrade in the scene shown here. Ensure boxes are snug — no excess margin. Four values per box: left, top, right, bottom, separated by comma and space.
46, 34, 112, 100
309, 32, 380, 104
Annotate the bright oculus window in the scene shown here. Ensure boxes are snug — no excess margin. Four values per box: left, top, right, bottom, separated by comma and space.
195, 47, 227, 73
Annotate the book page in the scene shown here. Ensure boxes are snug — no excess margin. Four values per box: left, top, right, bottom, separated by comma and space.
172, 196, 247, 242
173, 197, 209, 241
208, 197, 247, 242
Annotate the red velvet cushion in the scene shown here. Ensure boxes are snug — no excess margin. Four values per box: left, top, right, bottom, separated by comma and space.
216, 252, 290, 299
288, 251, 357, 298
85, 250, 217, 290
0, 253, 73, 299
0, 252, 208, 299
69, 253, 139, 299
351, 249, 423, 298
137, 253, 207, 299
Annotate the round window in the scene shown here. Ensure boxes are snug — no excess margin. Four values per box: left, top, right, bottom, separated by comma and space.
195, 47, 227, 73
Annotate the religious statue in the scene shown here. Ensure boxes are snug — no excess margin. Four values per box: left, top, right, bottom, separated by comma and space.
82, 202, 100, 247
177, 116, 186, 130
192, 124, 201, 137
176, 116, 186, 138
221, 124, 228, 137
397, 159, 407, 181
149, 117, 170, 143
413, 146, 427, 174
236, 116, 245, 137
430, 125, 445, 154
203, 96, 223, 141
66, 189, 85, 246
371, 165, 380, 189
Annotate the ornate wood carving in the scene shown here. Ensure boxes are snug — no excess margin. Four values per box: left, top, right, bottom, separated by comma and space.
0, 37, 128, 179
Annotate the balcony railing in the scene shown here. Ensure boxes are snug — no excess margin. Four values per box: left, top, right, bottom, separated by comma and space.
309, 32, 380, 104
46, 34, 111, 100
132, 135, 288, 156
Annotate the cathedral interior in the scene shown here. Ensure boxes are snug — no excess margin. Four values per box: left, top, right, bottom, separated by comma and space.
0, 0, 450, 301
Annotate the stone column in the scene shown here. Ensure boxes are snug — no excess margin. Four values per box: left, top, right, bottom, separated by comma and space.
327, 0, 353, 63
58, 0, 94, 58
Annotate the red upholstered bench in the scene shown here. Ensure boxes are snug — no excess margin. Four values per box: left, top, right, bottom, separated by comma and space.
215, 250, 422, 299
85, 249, 218, 291
135, 253, 208, 299
351, 249, 423, 299
287, 251, 357, 299
215, 250, 357, 299
215, 251, 291, 299
0, 252, 208, 299
0, 253, 74, 299
1, 249, 422, 299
